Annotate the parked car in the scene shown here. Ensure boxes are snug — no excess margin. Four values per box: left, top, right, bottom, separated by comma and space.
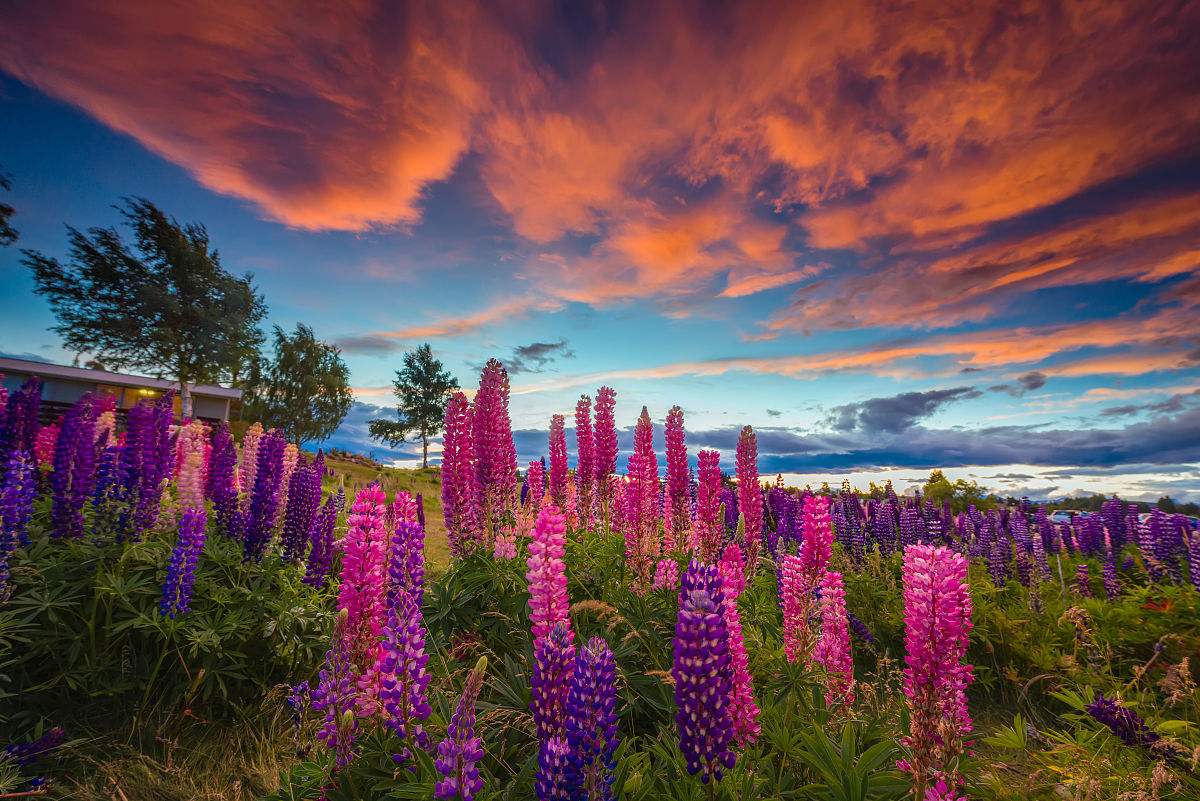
1048, 510, 1079, 524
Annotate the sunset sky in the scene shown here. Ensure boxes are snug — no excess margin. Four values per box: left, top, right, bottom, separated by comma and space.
2, 1, 1199, 502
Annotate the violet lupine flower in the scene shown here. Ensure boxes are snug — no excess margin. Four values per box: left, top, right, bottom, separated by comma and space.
303, 494, 338, 589
848, 612, 875, 645
160, 507, 207, 618
338, 484, 389, 664
527, 505, 571, 648
565, 637, 620, 801
719, 487, 738, 536
1148, 509, 1183, 583
0, 378, 41, 470
90, 444, 127, 541
717, 543, 761, 746
873, 501, 897, 556
813, 571, 855, 706
1103, 548, 1123, 599
281, 453, 323, 562
388, 519, 427, 608
435, 657, 487, 801
592, 386, 617, 525
1085, 693, 1160, 748
548, 414, 569, 512
1101, 497, 1128, 553
311, 614, 359, 770
987, 534, 1011, 587
673, 561, 735, 784
735, 426, 762, 570
4, 726, 66, 768
900, 545, 974, 800
49, 395, 98, 539
205, 424, 240, 538
575, 395, 595, 529
527, 460, 546, 509
665, 405, 690, 552
1074, 563, 1093, 597
474, 360, 518, 529
123, 394, 175, 540
1, 450, 37, 587
378, 587, 433, 761
442, 392, 482, 556
695, 450, 723, 561
532, 622, 576, 743
652, 557, 679, 591
241, 429, 286, 561
536, 735, 571, 800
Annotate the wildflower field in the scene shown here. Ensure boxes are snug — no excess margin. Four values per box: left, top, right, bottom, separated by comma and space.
2, 360, 1199, 801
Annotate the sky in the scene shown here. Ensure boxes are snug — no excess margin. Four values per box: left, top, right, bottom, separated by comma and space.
1, 1, 1199, 503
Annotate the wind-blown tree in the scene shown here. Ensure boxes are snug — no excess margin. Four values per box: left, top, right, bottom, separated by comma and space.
22, 198, 265, 416
369, 344, 459, 468
0, 168, 17, 246
244, 324, 353, 446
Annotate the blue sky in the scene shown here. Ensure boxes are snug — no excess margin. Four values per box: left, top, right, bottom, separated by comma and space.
2, 3, 1199, 502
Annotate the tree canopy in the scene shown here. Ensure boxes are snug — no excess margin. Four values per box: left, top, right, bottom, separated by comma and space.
369, 343, 459, 468
22, 197, 265, 415
0, 168, 17, 246
244, 324, 352, 446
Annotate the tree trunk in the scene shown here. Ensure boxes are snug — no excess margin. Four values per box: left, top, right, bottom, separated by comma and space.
180, 381, 193, 420
422, 436, 429, 469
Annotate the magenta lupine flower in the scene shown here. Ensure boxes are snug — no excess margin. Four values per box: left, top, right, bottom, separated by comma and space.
50, 395, 98, 538
801, 494, 833, 575
378, 587, 432, 761
779, 554, 810, 663
652, 557, 680, 591
527, 460, 546, 509
33, 422, 59, 467
673, 561, 736, 784
575, 395, 595, 528
435, 657, 487, 801
735, 426, 762, 568
718, 543, 761, 746
900, 545, 974, 799
695, 449, 723, 561
442, 392, 482, 557
241, 429, 286, 561
924, 781, 968, 801
625, 407, 660, 587
665, 405, 690, 552
565, 637, 620, 801
592, 386, 617, 524
548, 414, 568, 510
303, 493, 338, 588
338, 484, 389, 665
473, 359, 517, 532
532, 621, 576, 742
311, 613, 359, 770
1, 449, 37, 592
813, 571, 855, 706
206, 424, 240, 537
527, 505, 571, 648
160, 507, 207, 617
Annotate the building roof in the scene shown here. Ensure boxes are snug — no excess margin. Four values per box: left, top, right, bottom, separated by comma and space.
0, 356, 242, 399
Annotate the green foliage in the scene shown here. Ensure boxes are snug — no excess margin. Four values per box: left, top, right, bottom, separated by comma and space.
368, 343, 459, 467
244, 323, 353, 445
0, 167, 17, 246
21, 197, 266, 410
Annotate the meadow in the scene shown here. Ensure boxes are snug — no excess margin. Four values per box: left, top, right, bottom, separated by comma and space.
1, 361, 1198, 801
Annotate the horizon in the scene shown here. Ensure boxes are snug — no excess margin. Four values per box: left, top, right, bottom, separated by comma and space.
2, 2, 1199, 504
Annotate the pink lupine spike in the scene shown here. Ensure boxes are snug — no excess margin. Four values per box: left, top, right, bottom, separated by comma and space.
575, 395, 595, 528
718, 543, 760, 745
592, 386, 617, 526
548, 415, 568, 510
473, 359, 517, 536
695, 449, 723, 561
526, 505, 571, 648
442, 392, 482, 557
664, 405, 689, 552
813, 571, 855, 706
526, 459, 545, 509
735, 425, 762, 571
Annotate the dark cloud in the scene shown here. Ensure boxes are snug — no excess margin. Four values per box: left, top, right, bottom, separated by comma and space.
494, 339, 576, 375
828, 387, 982, 433
1099, 389, 1200, 418
766, 409, 782, 417
334, 334, 404, 355
989, 370, 1048, 397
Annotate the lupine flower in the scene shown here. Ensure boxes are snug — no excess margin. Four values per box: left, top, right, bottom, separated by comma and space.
695, 449, 723, 561
378, 587, 432, 762
848, 612, 875, 645
625, 407, 660, 587
665, 405, 690, 552
987, 534, 1010, 587
50, 395, 98, 538
575, 395, 595, 528
123, 394, 175, 540
1, 449, 37, 589
565, 637, 620, 801
338, 484, 389, 672
735, 426, 762, 569
443, 392, 482, 556
174, 419, 210, 512
527, 460, 546, 509
779, 554, 813, 663
924, 781, 968, 801
388, 519, 427, 607
532, 622, 576, 743
435, 657, 487, 801
160, 507, 207, 618
548, 414, 568, 510
205, 424, 240, 537
276, 442, 299, 523
0, 378, 41, 469
1101, 497, 1128, 553
1185, 530, 1200, 593
900, 545, 974, 800
303, 494, 338, 588
242, 429, 286, 560
4, 726, 66, 767
1102, 548, 1123, 599
1085, 693, 1160, 748
238, 422, 263, 496
718, 543, 761, 746
527, 505, 571, 648
592, 387, 617, 524
813, 571, 855, 706
536, 736, 571, 801
281, 453, 323, 561
673, 561, 735, 784
652, 557, 680, 591
1074, 563, 1092, 597
33, 422, 59, 467
473, 360, 517, 534
311, 613, 359, 770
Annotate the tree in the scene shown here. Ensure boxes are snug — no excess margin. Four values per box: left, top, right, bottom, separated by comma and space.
244, 324, 353, 446
22, 198, 265, 416
0, 168, 17, 246
369, 343, 459, 468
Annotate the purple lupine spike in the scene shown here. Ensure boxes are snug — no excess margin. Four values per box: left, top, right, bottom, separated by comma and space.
873, 501, 897, 555
205, 423, 240, 538
1148, 510, 1183, 583
1085, 694, 1160, 748
673, 561, 735, 785
0, 378, 41, 470
311, 613, 359, 770
281, 457, 321, 561
379, 587, 432, 763
536, 736, 571, 801
532, 622, 576, 743
1, 450, 37, 589
242, 429, 286, 561
4, 726, 66, 768
1074, 563, 1093, 598
416, 491, 425, 530
120, 394, 174, 541
1103, 548, 1122, 599
49, 395, 98, 538
1101, 498, 1127, 553
435, 657, 487, 801
847, 612, 875, 644
387, 520, 427, 608
303, 494, 338, 588
160, 507, 207, 618
565, 637, 619, 801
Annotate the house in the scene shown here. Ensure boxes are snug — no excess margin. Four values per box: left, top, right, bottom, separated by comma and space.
0, 356, 241, 425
